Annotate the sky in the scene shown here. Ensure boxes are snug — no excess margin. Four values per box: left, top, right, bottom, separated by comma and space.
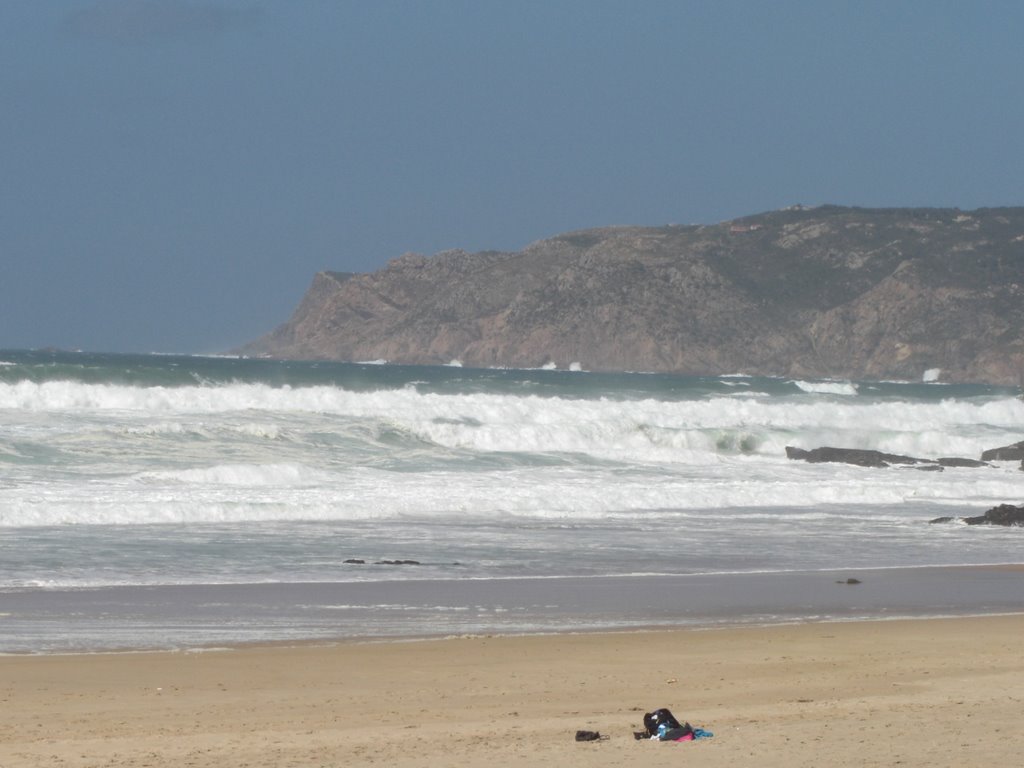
3, 1, 1023, 353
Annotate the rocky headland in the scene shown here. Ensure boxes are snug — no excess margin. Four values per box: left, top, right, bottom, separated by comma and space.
241, 205, 1024, 385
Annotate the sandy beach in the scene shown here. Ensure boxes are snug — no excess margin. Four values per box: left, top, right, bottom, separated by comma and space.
3, 614, 1023, 768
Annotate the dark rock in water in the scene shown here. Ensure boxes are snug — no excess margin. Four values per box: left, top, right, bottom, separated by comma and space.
836, 578, 862, 584
937, 457, 990, 468
785, 446, 927, 468
375, 559, 422, 565
344, 558, 366, 564
787, 446, 989, 470
980, 441, 1024, 461
963, 504, 1024, 526
930, 503, 1024, 526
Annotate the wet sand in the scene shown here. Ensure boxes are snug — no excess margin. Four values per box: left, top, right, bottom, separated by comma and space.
7, 564, 1024, 653
3, 614, 1024, 767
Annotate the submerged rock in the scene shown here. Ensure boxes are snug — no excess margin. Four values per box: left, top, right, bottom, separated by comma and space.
964, 504, 1024, 526
980, 441, 1024, 461
786, 446, 927, 468
929, 503, 1024, 526
937, 457, 990, 468
786, 446, 991, 469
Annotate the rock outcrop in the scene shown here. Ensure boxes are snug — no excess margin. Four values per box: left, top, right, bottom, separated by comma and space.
241, 205, 1024, 384
930, 504, 1024, 526
980, 441, 1024, 461
785, 446, 991, 470
785, 446, 928, 468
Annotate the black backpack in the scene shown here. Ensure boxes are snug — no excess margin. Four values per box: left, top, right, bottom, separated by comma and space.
643, 708, 680, 734
643, 708, 692, 739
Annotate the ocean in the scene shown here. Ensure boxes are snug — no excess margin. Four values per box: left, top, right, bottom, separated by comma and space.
2, 349, 1023, 653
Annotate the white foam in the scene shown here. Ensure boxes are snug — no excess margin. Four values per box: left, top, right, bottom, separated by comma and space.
136, 462, 332, 488
3, 449, 1020, 528
792, 379, 859, 396
3, 380, 1023, 464
3, 378, 1023, 528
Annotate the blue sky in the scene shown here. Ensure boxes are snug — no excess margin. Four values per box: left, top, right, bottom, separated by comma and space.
3, 1, 1023, 353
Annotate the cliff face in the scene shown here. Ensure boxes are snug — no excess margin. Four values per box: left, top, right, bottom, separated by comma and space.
242, 205, 1024, 384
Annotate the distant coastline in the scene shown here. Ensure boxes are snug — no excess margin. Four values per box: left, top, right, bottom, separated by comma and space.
240, 205, 1024, 386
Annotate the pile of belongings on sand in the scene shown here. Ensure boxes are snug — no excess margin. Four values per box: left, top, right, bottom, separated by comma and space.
574, 706, 713, 743
636, 708, 713, 742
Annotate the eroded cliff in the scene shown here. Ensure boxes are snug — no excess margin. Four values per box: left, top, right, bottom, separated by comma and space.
241, 205, 1024, 384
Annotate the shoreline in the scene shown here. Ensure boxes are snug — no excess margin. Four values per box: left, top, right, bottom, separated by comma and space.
6, 606, 1024, 659
4, 563, 1024, 654
3, 614, 1023, 767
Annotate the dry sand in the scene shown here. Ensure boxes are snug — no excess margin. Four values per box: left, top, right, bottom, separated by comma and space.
2, 614, 1023, 768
